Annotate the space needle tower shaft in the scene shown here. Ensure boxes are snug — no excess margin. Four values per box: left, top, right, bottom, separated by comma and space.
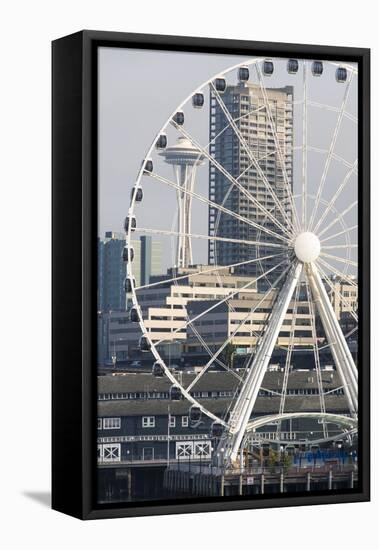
160, 137, 204, 268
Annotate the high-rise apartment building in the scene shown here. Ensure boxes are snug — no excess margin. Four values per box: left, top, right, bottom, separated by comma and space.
97, 232, 163, 313
99, 231, 127, 312
208, 83, 294, 287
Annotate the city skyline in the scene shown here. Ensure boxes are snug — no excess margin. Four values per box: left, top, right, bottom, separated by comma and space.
97, 48, 359, 505
99, 48, 357, 275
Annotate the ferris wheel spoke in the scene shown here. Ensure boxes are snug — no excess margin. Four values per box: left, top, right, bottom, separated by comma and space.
320, 225, 358, 244
307, 100, 357, 123
316, 257, 358, 288
210, 81, 296, 235
293, 145, 358, 171
188, 322, 243, 380
153, 256, 289, 348
316, 262, 358, 322
255, 62, 301, 233
322, 244, 357, 250
171, 121, 293, 238
185, 263, 292, 393
308, 71, 355, 231
317, 200, 358, 239
345, 326, 358, 339
313, 160, 358, 235
148, 170, 290, 244
135, 252, 282, 291
320, 252, 357, 268
301, 60, 308, 229
135, 226, 287, 249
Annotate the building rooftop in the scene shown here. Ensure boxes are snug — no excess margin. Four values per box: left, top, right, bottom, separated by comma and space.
97, 395, 348, 417
98, 369, 343, 394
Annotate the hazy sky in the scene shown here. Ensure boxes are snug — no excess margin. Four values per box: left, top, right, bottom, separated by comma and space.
98, 47, 358, 274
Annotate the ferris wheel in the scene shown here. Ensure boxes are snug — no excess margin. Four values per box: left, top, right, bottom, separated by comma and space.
123, 56, 358, 467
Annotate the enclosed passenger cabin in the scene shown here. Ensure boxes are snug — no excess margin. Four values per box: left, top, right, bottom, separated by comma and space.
287, 58, 299, 74
155, 133, 167, 149
152, 361, 164, 377
130, 186, 143, 203
336, 67, 347, 83
143, 158, 153, 174
238, 66, 249, 82
173, 111, 184, 125
122, 245, 134, 263
129, 307, 139, 323
170, 385, 182, 401
139, 335, 151, 352
123, 276, 135, 294
263, 59, 274, 76
123, 215, 136, 233
192, 92, 204, 109
189, 405, 201, 422
214, 77, 226, 93
211, 421, 223, 438
311, 61, 323, 76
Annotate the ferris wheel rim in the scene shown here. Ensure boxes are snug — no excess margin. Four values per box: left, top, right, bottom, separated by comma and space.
124, 55, 358, 440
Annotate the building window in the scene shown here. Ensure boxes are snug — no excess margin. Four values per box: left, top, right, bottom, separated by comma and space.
102, 444, 121, 463
169, 415, 176, 428
142, 416, 155, 428
103, 417, 121, 430
97, 418, 102, 430
182, 416, 189, 427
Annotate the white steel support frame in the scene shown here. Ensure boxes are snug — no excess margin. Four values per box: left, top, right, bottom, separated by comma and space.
306, 263, 358, 416
221, 261, 303, 465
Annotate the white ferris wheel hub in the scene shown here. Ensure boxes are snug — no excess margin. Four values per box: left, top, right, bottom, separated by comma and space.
294, 232, 321, 263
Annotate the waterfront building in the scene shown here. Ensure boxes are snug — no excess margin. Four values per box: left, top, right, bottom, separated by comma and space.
97, 369, 349, 464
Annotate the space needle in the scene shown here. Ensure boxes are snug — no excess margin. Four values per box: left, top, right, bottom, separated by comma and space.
159, 136, 204, 268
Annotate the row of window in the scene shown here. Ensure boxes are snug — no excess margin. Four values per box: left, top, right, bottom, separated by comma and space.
98, 415, 190, 430
98, 390, 235, 401
97, 386, 343, 409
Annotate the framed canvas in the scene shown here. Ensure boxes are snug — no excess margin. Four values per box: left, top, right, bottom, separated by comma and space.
52, 30, 370, 519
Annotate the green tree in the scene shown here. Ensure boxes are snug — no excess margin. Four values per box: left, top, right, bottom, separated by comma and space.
268, 449, 279, 473
221, 343, 235, 369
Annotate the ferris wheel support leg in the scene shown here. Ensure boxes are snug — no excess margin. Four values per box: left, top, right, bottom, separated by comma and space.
224, 261, 302, 466
306, 263, 358, 416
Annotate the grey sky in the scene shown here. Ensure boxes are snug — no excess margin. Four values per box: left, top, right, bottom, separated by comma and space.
98, 47, 358, 273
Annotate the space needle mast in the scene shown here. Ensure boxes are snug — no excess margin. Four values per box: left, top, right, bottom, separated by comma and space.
159, 136, 204, 268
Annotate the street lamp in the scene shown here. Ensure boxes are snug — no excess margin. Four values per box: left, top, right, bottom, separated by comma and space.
337, 443, 342, 470
220, 447, 225, 474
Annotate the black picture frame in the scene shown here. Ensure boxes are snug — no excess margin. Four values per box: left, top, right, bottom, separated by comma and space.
52, 30, 370, 520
